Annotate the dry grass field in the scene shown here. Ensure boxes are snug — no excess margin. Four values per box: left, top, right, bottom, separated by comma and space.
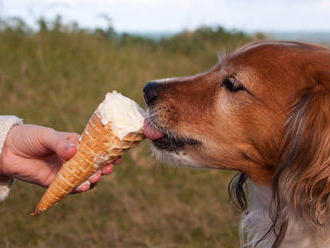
0, 18, 258, 248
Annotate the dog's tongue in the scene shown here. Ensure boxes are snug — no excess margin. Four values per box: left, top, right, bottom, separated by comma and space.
143, 120, 164, 140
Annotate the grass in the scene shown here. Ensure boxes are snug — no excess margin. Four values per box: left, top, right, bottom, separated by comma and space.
0, 20, 257, 248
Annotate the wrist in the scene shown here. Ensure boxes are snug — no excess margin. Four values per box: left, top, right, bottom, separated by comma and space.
0, 116, 23, 153
0, 147, 10, 176
0, 116, 23, 177
0, 125, 22, 177
2, 124, 20, 149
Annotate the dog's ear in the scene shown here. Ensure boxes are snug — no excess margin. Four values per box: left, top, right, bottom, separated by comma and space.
272, 86, 330, 243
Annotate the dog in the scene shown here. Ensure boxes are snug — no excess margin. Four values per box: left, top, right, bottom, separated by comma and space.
143, 41, 330, 248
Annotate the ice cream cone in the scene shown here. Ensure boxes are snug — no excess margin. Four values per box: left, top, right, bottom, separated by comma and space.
33, 91, 145, 215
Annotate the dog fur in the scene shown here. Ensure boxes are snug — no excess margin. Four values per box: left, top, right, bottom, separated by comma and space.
143, 41, 330, 247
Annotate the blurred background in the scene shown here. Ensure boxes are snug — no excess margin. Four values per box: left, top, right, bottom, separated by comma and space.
0, 1, 329, 248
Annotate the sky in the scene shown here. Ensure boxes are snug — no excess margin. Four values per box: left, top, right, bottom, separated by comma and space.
1, 0, 330, 32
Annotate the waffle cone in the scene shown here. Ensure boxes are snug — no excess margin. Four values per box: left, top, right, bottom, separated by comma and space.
33, 112, 144, 215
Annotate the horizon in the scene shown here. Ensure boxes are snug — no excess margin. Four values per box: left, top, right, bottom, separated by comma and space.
2, 16, 330, 44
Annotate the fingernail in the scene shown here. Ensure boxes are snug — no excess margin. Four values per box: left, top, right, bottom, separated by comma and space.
89, 172, 101, 183
77, 181, 90, 191
65, 143, 75, 151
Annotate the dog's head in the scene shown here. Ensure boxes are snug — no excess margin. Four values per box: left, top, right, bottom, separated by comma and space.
144, 41, 330, 183
143, 41, 330, 245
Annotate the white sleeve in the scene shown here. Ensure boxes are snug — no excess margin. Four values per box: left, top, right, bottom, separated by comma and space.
0, 116, 23, 202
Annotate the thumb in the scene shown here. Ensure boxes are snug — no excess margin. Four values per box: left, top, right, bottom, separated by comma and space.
43, 131, 78, 161
59, 143, 77, 161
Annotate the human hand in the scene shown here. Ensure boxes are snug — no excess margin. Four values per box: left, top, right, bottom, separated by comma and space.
0, 124, 121, 192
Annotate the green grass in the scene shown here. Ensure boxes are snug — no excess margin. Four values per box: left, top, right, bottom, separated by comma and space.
0, 21, 256, 248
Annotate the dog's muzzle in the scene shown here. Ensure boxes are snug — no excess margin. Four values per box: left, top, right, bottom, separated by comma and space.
143, 81, 201, 153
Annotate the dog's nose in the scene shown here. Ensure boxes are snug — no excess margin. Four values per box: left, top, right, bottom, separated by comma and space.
143, 82, 164, 105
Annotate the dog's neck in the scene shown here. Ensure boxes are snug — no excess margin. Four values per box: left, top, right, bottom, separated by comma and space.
241, 180, 330, 248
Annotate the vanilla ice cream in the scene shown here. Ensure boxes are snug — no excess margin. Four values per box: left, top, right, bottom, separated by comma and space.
96, 91, 146, 140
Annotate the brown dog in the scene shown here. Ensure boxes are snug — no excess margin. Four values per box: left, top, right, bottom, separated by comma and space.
143, 41, 330, 248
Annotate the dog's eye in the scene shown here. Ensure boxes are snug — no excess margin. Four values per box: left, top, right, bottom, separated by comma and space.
222, 77, 245, 92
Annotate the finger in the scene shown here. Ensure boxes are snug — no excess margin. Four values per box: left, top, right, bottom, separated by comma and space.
59, 132, 80, 144
89, 170, 102, 184
55, 132, 80, 160
58, 133, 80, 160
114, 156, 122, 165
60, 143, 77, 161
75, 181, 90, 192
43, 131, 78, 161
101, 164, 114, 175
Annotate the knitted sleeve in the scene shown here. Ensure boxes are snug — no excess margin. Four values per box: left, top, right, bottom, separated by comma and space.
0, 116, 23, 202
